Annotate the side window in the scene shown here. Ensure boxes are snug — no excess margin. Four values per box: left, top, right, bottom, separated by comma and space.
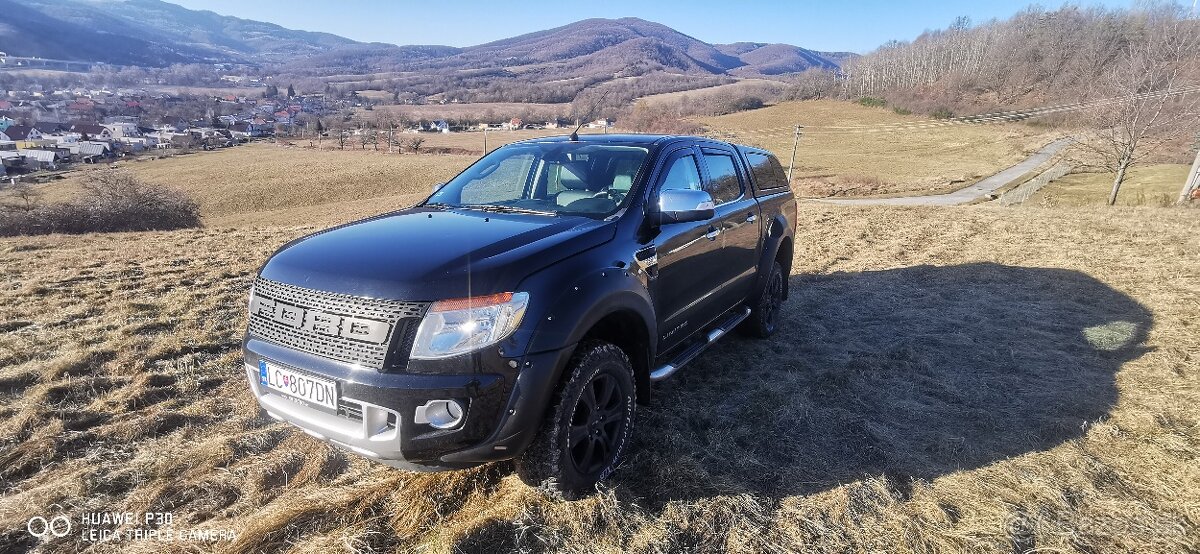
746, 152, 790, 191
702, 152, 744, 204
659, 154, 702, 192
460, 153, 535, 204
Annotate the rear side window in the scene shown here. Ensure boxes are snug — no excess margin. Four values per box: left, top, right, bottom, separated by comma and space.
746, 152, 790, 191
702, 152, 744, 205
659, 154, 702, 192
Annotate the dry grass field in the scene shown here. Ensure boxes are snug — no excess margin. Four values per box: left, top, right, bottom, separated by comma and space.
26, 145, 475, 225
368, 103, 570, 122
698, 100, 1065, 198
0, 103, 1196, 552
1029, 164, 1192, 207
0, 197, 1196, 552
635, 79, 787, 105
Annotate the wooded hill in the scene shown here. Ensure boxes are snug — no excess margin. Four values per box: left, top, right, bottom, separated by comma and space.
831, 4, 1200, 116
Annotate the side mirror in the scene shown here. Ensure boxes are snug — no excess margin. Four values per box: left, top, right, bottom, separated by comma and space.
652, 189, 715, 225
431, 182, 446, 193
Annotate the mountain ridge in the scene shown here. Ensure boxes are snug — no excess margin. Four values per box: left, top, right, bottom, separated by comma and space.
0, 1, 850, 77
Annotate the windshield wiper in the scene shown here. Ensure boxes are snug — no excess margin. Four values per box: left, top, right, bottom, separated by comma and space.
422, 202, 456, 210
466, 204, 557, 216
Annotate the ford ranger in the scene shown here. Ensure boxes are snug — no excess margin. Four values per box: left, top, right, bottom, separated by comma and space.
243, 134, 797, 498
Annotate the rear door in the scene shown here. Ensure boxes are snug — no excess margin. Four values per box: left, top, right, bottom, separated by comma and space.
699, 146, 761, 313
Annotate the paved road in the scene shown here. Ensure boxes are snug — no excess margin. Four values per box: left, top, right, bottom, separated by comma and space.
814, 137, 1073, 206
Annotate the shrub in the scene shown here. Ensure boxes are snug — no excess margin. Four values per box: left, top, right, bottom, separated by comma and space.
892, 107, 913, 115
856, 97, 887, 108
932, 108, 955, 119
0, 170, 201, 236
726, 95, 765, 113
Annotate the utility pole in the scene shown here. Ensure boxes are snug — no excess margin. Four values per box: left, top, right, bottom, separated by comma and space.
787, 125, 803, 183
482, 127, 488, 156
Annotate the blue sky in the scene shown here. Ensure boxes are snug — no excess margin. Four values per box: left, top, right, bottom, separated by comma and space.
170, 0, 1139, 54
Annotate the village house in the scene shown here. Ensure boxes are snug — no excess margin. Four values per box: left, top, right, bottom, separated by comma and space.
102, 121, 141, 138
33, 122, 67, 135
68, 141, 114, 162
1, 125, 44, 146
0, 150, 20, 176
17, 148, 63, 171
69, 123, 114, 141
157, 116, 189, 133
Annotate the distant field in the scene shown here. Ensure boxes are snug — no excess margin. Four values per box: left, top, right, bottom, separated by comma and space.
1029, 164, 1191, 207
30, 144, 474, 223
10, 100, 1069, 225
299, 126, 609, 155
0, 69, 88, 78
148, 85, 266, 97
698, 100, 1065, 197
0, 204, 1195, 553
636, 78, 786, 105
367, 102, 570, 121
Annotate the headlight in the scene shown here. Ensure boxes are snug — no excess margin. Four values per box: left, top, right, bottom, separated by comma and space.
410, 292, 529, 359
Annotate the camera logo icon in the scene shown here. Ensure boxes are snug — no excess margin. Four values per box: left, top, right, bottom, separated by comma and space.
26, 508, 72, 539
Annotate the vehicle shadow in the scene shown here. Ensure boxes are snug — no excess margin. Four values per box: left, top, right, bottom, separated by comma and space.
613, 263, 1152, 504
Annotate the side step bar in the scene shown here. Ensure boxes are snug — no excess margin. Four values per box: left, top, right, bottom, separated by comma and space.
650, 306, 752, 381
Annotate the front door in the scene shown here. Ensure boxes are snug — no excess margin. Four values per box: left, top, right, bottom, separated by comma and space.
647, 147, 724, 352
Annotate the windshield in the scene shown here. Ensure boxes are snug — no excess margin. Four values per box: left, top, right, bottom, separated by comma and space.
426, 143, 649, 218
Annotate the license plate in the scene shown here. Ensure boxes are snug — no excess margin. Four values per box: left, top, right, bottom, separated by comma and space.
258, 360, 338, 412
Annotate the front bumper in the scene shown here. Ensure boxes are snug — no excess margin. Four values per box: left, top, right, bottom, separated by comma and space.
244, 336, 572, 470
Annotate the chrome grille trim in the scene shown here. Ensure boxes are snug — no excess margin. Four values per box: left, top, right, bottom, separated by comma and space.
248, 277, 426, 370
252, 277, 425, 320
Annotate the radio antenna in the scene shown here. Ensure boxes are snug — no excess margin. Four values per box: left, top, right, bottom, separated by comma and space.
569, 88, 612, 141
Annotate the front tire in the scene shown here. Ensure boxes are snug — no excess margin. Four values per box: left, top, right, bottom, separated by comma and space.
515, 340, 635, 500
742, 260, 785, 338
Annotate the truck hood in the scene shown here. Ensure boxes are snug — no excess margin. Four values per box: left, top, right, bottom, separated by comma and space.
259, 207, 616, 300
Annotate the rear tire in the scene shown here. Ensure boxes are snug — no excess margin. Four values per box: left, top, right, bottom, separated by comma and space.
514, 340, 635, 500
742, 260, 785, 338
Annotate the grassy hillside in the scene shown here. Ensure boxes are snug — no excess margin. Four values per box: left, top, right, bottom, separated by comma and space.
34, 146, 475, 223
698, 100, 1064, 197
0, 204, 1195, 553
1029, 164, 1191, 207
367, 102, 570, 122
16, 99, 1069, 225
635, 78, 786, 105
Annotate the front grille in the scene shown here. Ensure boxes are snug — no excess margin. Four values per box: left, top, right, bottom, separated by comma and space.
248, 277, 426, 370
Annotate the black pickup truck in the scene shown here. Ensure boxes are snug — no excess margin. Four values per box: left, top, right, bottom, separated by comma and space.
243, 134, 797, 497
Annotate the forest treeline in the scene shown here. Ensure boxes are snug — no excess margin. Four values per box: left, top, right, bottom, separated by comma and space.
826, 3, 1199, 117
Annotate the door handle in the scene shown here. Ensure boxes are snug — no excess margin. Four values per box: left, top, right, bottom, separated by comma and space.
634, 246, 658, 272
705, 227, 721, 240
746, 213, 757, 223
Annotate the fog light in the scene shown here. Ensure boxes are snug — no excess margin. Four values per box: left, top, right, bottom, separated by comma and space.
414, 399, 466, 430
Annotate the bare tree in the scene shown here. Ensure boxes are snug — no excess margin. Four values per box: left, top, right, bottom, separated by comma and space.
335, 126, 349, 151
1075, 16, 1200, 205
0, 182, 42, 214
407, 137, 425, 153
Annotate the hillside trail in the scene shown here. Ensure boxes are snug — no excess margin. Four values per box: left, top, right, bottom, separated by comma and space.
811, 137, 1073, 206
